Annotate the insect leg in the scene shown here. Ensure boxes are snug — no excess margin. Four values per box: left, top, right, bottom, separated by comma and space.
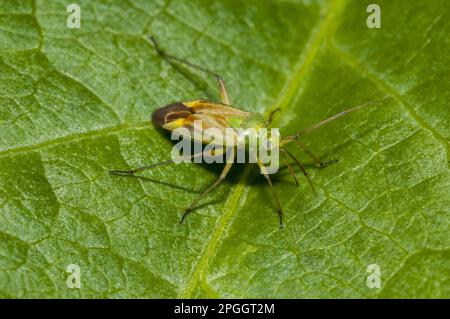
280, 148, 316, 194
268, 108, 281, 125
280, 150, 299, 186
180, 147, 235, 223
148, 35, 230, 104
110, 152, 204, 176
217, 76, 230, 105
295, 140, 339, 168
258, 159, 285, 229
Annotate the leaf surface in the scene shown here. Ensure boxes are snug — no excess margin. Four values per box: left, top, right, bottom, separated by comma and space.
0, 0, 449, 298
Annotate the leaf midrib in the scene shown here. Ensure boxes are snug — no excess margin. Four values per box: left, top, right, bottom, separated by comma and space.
179, 0, 347, 298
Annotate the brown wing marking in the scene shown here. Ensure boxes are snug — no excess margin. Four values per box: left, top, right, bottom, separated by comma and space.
152, 102, 193, 126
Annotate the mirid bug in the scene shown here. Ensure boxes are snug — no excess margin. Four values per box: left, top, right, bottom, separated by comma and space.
111, 35, 388, 228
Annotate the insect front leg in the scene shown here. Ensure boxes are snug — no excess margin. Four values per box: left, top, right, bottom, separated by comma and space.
257, 159, 285, 229
180, 147, 235, 224
280, 148, 316, 194
280, 150, 299, 186
268, 108, 281, 125
295, 140, 338, 168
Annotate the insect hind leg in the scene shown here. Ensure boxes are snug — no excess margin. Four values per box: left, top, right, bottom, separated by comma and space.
148, 35, 230, 104
109, 151, 206, 176
110, 159, 176, 175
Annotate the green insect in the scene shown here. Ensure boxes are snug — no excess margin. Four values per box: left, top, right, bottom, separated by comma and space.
111, 36, 384, 228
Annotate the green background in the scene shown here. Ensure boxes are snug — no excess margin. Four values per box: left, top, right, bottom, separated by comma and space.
0, 0, 449, 298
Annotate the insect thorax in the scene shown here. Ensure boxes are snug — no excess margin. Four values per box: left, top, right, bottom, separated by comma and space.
233, 112, 278, 150
239, 112, 268, 130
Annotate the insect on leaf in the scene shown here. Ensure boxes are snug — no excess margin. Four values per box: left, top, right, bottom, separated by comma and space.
0, 0, 449, 298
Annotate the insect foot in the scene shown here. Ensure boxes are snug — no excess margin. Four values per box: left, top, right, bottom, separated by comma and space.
109, 170, 135, 176
179, 209, 192, 225
319, 159, 339, 168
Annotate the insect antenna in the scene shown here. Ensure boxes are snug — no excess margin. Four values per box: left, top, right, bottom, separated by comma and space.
281, 96, 393, 143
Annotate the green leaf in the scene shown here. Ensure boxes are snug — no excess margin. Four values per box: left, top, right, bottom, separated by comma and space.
0, 0, 449, 298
